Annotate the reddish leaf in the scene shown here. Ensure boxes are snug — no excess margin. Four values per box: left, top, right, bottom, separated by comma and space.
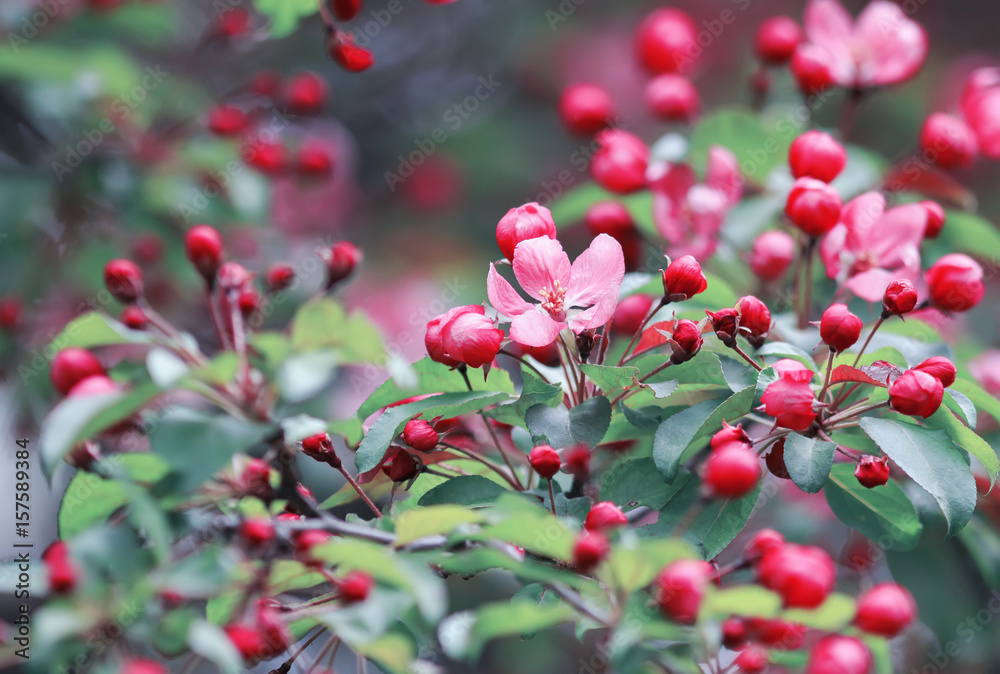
829, 365, 887, 387
883, 163, 977, 210
634, 320, 676, 354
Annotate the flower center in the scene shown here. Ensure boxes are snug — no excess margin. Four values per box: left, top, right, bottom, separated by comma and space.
849, 251, 878, 276
539, 280, 568, 321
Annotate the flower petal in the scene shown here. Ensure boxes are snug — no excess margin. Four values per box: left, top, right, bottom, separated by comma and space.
487, 264, 534, 318
867, 203, 926, 263
855, 1, 927, 87
804, 0, 855, 85
820, 223, 848, 280
569, 289, 619, 332
512, 236, 571, 302
510, 310, 565, 347
568, 233, 626, 307
841, 191, 886, 252
845, 268, 897, 302
705, 146, 742, 205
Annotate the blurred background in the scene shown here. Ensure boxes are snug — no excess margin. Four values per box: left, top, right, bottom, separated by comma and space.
0, 0, 999, 671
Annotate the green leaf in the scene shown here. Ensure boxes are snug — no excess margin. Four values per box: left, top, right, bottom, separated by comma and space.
688, 107, 787, 183
47, 312, 147, 349
252, 0, 318, 38
605, 538, 694, 593
599, 458, 673, 510
488, 368, 563, 427
783, 433, 836, 494
924, 406, 999, 488
823, 464, 922, 551
58, 453, 169, 539
580, 364, 639, 393
417, 476, 508, 507
355, 391, 510, 472
702, 586, 781, 618
289, 298, 385, 362
951, 378, 1000, 425
358, 356, 514, 420
859, 417, 976, 535
939, 210, 1000, 259
442, 600, 576, 661
353, 632, 417, 674
148, 407, 270, 491
525, 396, 611, 449
943, 389, 977, 427
40, 383, 160, 477
782, 593, 856, 630
652, 401, 718, 482
471, 495, 576, 561
394, 506, 484, 546
187, 620, 242, 674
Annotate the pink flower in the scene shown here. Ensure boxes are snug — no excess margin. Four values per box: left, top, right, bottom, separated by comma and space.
799, 0, 927, 89
969, 349, 1000, 396
820, 192, 925, 302
650, 146, 742, 260
487, 234, 625, 347
960, 68, 1000, 159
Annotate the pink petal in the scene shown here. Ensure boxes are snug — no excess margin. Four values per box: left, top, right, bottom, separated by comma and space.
866, 203, 926, 263
652, 190, 684, 245
487, 264, 534, 318
804, 0, 855, 85
568, 233, 626, 307
855, 1, 927, 87
964, 88, 1000, 158
510, 310, 565, 348
512, 236, 571, 302
820, 223, 848, 279
569, 289, 619, 332
845, 268, 896, 302
705, 146, 742, 205
841, 191, 886, 252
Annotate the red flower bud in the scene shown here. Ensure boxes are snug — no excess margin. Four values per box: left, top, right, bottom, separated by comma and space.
757, 543, 835, 609
43, 541, 78, 595
330, 0, 362, 21
755, 16, 802, 64
644, 74, 699, 122
920, 200, 945, 238
773, 358, 814, 383
120, 305, 148, 330
819, 303, 862, 352
562, 446, 591, 480
790, 46, 834, 94
765, 438, 791, 479
207, 105, 249, 136
704, 444, 761, 497
749, 230, 795, 281
185, 225, 224, 283
249, 70, 284, 100
528, 445, 561, 479
584, 200, 643, 270
591, 129, 649, 194
611, 294, 654, 336
240, 518, 275, 547
426, 305, 503, 369
789, 130, 847, 183
327, 32, 375, 72
661, 255, 707, 302
706, 307, 739, 347
338, 571, 374, 604
50, 348, 105, 396
710, 421, 751, 451
403, 419, 440, 452
238, 288, 260, 316
558, 83, 615, 135
654, 559, 713, 623
854, 455, 890, 489
913, 356, 957, 387
733, 647, 768, 672
635, 8, 699, 74
103, 258, 143, 304
301, 432, 342, 469
266, 264, 295, 293
285, 72, 326, 115
786, 177, 843, 237
241, 139, 288, 175
920, 113, 978, 168
743, 528, 785, 561
854, 582, 918, 638
0, 296, 21, 331
805, 636, 872, 674
240, 459, 274, 500
297, 143, 334, 178
294, 530, 331, 567
382, 449, 419, 482
584, 501, 627, 532
669, 319, 703, 364
514, 340, 562, 368
761, 378, 817, 431
495, 202, 557, 261
67, 375, 119, 398
737, 295, 771, 348
572, 531, 609, 572
325, 241, 362, 290
882, 279, 918, 317
122, 659, 168, 674
721, 617, 748, 650
889, 369, 943, 418
926, 253, 984, 312
217, 262, 250, 294
746, 617, 806, 649
217, 9, 251, 37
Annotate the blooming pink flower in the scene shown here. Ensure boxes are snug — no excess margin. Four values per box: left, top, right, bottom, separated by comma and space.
798, 0, 927, 89
820, 192, 925, 302
650, 146, 741, 260
487, 234, 625, 347
960, 67, 1000, 159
